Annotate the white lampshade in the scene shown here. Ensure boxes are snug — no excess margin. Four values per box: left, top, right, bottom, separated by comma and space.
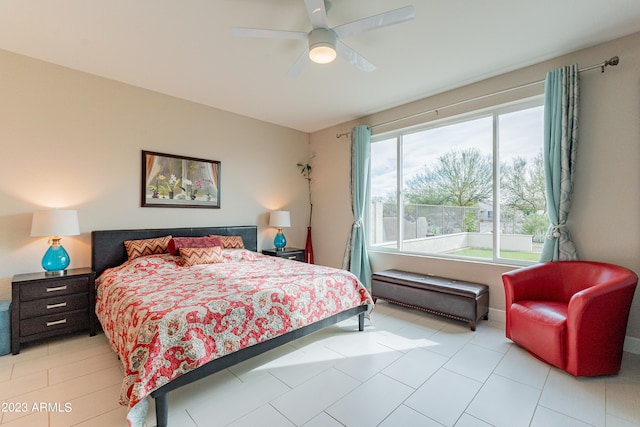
31, 210, 80, 237
269, 211, 291, 228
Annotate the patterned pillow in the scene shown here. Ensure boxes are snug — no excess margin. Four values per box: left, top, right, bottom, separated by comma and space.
167, 236, 223, 255
209, 235, 244, 249
179, 247, 224, 266
124, 235, 172, 260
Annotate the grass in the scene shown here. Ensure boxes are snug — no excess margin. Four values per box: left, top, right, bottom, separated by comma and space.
449, 247, 540, 262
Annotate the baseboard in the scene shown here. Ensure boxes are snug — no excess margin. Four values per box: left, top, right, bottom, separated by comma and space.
488, 308, 640, 355
625, 336, 640, 355
488, 307, 505, 324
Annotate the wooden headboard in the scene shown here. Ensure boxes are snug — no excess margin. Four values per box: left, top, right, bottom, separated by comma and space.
91, 225, 258, 277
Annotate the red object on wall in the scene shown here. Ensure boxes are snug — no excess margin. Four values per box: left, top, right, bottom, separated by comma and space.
305, 227, 314, 264
502, 261, 638, 377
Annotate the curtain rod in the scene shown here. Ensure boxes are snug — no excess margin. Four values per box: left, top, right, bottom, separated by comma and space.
336, 55, 619, 139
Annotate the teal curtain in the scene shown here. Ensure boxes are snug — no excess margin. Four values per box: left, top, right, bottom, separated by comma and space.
540, 65, 579, 261
342, 125, 372, 290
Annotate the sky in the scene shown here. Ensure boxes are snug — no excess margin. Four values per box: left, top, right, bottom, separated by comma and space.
371, 105, 544, 198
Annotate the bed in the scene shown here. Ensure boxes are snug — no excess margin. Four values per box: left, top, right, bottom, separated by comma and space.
91, 225, 373, 427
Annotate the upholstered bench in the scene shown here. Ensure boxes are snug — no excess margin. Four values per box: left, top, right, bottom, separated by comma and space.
371, 269, 489, 330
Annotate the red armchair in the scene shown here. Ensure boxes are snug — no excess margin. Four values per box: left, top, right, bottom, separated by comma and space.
502, 261, 637, 376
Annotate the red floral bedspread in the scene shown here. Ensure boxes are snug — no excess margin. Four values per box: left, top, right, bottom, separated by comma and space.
95, 250, 373, 413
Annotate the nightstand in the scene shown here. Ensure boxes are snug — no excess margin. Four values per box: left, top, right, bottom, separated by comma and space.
11, 268, 96, 354
262, 248, 305, 262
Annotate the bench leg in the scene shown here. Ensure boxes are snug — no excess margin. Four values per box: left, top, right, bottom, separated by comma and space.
358, 312, 365, 331
470, 312, 488, 331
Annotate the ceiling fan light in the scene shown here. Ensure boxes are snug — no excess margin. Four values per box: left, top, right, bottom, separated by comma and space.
308, 28, 337, 64
309, 44, 336, 64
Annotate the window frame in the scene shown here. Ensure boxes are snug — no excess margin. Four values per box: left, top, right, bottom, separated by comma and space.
367, 95, 545, 266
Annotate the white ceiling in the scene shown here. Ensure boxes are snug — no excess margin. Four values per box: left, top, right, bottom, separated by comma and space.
1, 1, 640, 133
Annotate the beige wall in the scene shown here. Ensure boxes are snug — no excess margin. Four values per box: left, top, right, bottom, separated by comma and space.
0, 49, 310, 301
310, 31, 640, 345
1, 31, 639, 347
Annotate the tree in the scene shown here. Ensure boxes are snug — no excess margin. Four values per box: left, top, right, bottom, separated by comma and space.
463, 209, 480, 232
404, 169, 448, 206
405, 147, 493, 207
500, 151, 546, 214
521, 212, 550, 243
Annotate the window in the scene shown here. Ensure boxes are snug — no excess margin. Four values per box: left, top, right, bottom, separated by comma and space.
369, 98, 546, 264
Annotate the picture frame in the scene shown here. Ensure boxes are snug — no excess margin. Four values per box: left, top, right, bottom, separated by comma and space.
141, 150, 221, 208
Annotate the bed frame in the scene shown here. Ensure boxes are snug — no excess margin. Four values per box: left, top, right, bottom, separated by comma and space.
91, 225, 367, 427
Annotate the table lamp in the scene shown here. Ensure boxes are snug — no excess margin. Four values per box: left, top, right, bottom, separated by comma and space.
269, 210, 290, 250
31, 209, 80, 275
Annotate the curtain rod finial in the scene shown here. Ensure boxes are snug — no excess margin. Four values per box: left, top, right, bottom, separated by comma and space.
602, 56, 619, 72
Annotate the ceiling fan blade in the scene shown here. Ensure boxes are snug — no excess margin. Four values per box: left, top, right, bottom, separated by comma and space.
232, 27, 307, 40
336, 41, 376, 73
333, 5, 415, 39
304, 0, 328, 29
288, 48, 311, 77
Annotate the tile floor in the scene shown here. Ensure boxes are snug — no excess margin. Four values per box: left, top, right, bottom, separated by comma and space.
1, 301, 639, 427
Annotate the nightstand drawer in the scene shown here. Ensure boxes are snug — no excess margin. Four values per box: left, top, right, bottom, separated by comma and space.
19, 277, 89, 301
280, 252, 304, 262
20, 309, 89, 337
262, 248, 305, 262
20, 293, 89, 319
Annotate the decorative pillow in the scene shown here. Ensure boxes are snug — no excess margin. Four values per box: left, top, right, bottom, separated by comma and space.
124, 235, 172, 260
179, 246, 224, 266
167, 236, 223, 255
209, 235, 244, 249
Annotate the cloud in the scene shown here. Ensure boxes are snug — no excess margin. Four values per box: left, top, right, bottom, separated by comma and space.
370, 105, 544, 198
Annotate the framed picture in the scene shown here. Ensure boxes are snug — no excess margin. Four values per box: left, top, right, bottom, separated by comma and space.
141, 150, 221, 208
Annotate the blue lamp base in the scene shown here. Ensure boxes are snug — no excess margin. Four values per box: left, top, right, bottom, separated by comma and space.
273, 229, 287, 250
42, 239, 70, 276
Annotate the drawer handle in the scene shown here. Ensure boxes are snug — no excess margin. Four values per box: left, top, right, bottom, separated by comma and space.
287, 256, 297, 260
46, 302, 67, 309
46, 285, 68, 292
46, 319, 67, 327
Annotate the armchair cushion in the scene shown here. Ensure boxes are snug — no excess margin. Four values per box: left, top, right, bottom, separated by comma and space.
510, 301, 567, 369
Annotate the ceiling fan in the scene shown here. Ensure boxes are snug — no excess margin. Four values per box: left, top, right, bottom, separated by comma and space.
232, 0, 415, 77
